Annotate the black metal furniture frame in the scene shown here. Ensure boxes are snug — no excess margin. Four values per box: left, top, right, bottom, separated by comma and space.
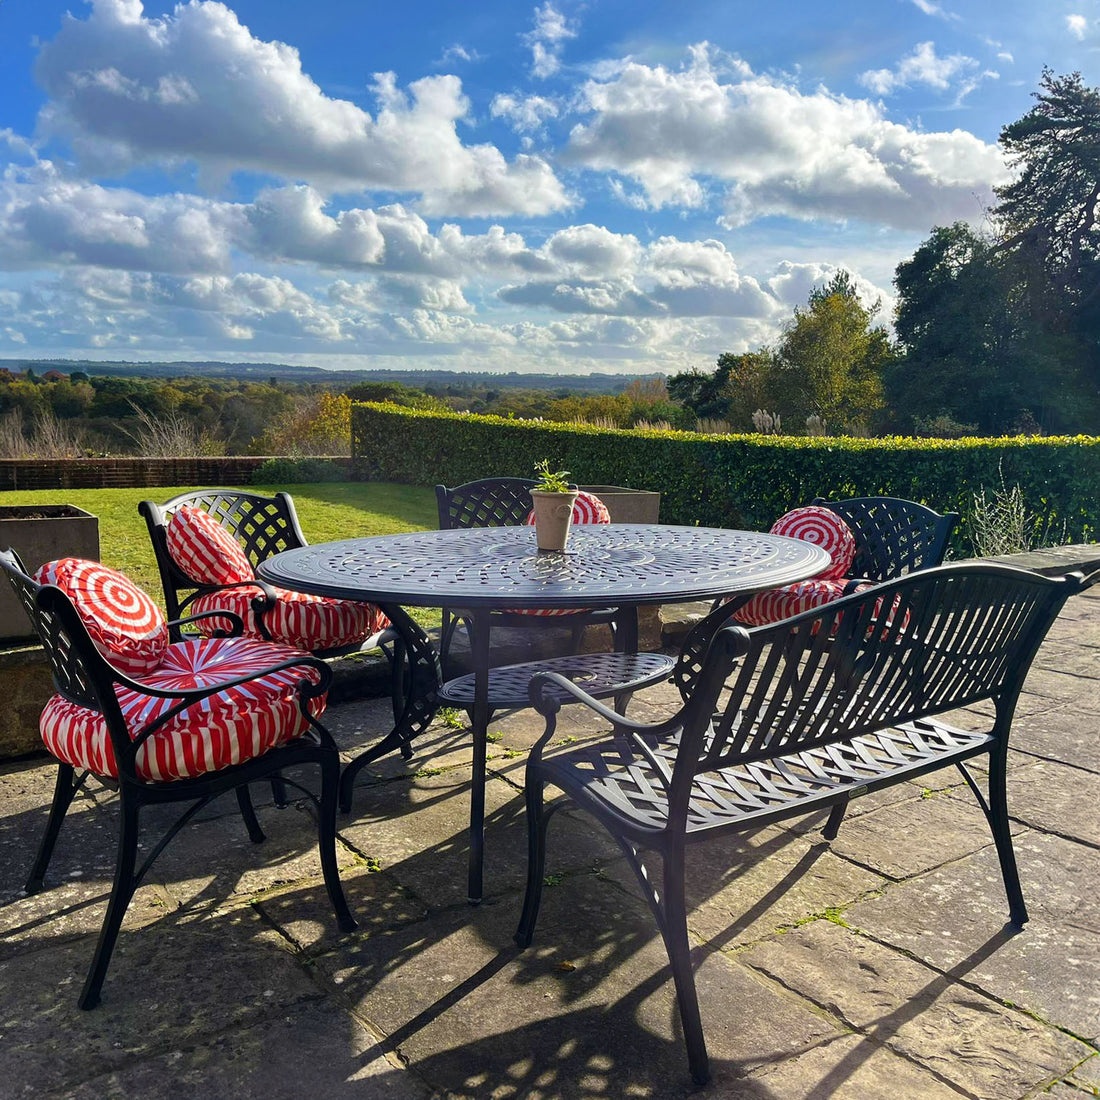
812, 495, 959, 586
258, 524, 830, 904
435, 477, 629, 671
515, 562, 1094, 1084
0, 548, 357, 1010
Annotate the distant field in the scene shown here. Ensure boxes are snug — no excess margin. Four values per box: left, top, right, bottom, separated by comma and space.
2, 482, 438, 622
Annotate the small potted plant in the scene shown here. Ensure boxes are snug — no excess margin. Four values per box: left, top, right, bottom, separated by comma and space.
529, 460, 579, 552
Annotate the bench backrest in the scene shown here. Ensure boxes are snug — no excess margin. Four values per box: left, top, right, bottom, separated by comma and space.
678, 564, 1084, 785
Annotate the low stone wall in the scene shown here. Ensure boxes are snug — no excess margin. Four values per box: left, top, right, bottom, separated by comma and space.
0, 456, 351, 491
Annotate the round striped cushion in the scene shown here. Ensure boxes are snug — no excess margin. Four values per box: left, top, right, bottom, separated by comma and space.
39, 637, 326, 781
190, 586, 390, 650
525, 491, 611, 528
166, 506, 254, 585
733, 578, 848, 626
516, 491, 610, 615
34, 558, 168, 677
769, 506, 855, 581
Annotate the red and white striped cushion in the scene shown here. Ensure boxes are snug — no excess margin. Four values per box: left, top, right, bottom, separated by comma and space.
166, 506, 254, 585
39, 637, 326, 781
525, 491, 611, 528
190, 586, 390, 650
734, 578, 848, 627
516, 491, 611, 616
34, 558, 168, 677
769, 506, 855, 581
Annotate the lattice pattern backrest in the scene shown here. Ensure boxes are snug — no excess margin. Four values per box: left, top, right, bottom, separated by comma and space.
814, 497, 957, 582
695, 565, 1071, 775
436, 478, 539, 530
0, 550, 101, 711
161, 490, 306, 567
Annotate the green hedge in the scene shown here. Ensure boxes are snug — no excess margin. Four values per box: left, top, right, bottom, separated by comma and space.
352, 402, 1100, 550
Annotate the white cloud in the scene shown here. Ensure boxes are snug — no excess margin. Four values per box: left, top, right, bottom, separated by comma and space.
524, 3, 576, 79
859, 42, 981, 96
1067, 15, 1090, 40
490, 93, 561, 133
909, 0, 959, 20
34, 0, 569, 217
566, 45, 1006, 230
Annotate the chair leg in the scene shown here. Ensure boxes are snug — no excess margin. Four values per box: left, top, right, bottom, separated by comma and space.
660, 851, 710, 1086
79, 793, 141, 1010
822, 801, 847, 841
235, 783, 266, 844
270, 774, 289, 807
26, 763, 79, 894
514, 772, 549, 948
318, 751, 357, 933
987, 747, 1028, 926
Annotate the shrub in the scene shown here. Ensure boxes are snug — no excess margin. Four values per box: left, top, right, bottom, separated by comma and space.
250, 457, 347, 485
351, 403, 1100, 553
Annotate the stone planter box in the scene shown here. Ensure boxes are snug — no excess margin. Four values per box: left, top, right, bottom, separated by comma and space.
0, 504, 100, 643
578, 485, 661, 524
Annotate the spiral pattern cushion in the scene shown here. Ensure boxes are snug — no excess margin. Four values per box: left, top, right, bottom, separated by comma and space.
190, 585, 390, 650
39, 637, 326, 781
35, 558, 168, 677
769, 506, 855, 581
166, 506, 254, 586
525, 491, 611, 527
513, 492, 612, 616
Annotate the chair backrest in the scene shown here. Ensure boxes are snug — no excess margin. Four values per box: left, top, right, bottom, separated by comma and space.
812, 496, 959, 583
139, 490, 307, 620
0, 548, 135, 770
674, 564, 1087, 799
436, 477, 541, 530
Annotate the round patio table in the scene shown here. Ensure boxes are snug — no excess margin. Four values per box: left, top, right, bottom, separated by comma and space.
259, 523, 829, 902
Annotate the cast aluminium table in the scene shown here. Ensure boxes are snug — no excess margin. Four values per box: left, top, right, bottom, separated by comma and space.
259, 523, 830, 903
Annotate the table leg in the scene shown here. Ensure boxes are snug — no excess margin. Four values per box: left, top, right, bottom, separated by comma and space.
613, 606, 640, 713
467, 608, 491, 905
339, 603, 440, 814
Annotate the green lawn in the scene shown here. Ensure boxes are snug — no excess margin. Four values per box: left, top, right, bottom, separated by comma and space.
2, 482, 438, 622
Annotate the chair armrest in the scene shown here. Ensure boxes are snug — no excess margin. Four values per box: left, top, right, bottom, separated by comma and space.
124, 654, 333, 751
168, 609, 245, 638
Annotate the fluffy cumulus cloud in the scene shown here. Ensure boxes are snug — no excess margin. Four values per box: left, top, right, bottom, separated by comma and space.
33, 0, 569, 217
565, 45, 1007, 229
859, 41, 984, 96
1066, 15, 1091, 40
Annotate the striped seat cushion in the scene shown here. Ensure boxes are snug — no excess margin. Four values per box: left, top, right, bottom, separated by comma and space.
769, 506, 855, 581
190, 585, 390, 650
35, 558, 169, 677
166, 506, 254, 585
39, 637, 326, 782
513, 492, 611, 616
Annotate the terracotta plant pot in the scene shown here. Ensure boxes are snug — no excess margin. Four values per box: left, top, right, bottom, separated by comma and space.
529, 489, 579, 552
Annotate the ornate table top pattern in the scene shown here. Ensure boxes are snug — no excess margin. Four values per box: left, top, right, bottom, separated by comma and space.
258, 524, 831, 610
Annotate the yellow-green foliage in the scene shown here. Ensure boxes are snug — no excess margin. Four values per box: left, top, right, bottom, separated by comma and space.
352, 402, 1100, 548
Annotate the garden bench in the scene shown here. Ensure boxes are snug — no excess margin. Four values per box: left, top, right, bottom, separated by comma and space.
515, 562, 1095, 1085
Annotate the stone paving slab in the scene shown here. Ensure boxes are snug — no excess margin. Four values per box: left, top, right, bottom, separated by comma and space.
742, 918, 1091, 1099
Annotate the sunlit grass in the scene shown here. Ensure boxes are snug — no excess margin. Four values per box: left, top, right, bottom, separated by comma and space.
1, 482, 440, 627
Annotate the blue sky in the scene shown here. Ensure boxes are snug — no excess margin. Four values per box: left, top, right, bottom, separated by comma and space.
0, 0, 1094, 374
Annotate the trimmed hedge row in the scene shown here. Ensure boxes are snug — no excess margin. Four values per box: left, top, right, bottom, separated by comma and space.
352, 403, 1100, 549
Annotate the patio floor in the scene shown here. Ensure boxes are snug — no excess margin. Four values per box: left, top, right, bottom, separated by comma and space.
1, 586, 1097, 1098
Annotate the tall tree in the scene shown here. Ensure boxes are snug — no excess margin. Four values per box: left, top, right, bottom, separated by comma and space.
766, 271, 892, 434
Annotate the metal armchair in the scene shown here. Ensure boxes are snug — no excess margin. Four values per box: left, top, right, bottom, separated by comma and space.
0, 550, 356, 1009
